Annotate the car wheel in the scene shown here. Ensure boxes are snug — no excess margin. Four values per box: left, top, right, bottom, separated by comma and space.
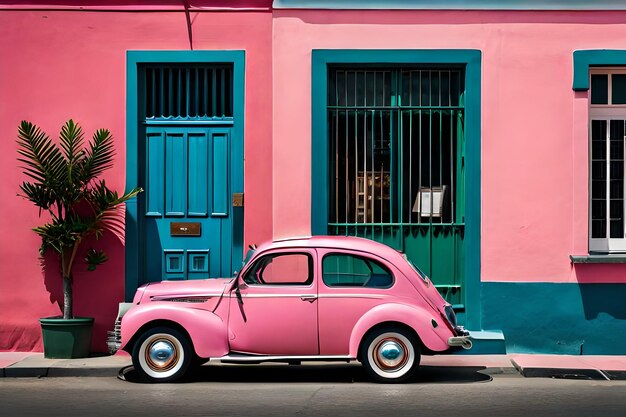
360, 327, 420, 383
132, 327, 193, 383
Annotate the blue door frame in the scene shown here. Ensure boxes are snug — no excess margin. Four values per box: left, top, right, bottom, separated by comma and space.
311, 49, 482, 330
125, 50, 245, 301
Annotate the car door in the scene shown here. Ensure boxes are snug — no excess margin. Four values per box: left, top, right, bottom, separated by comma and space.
317, 249, 397, 355
227, 249, 319, 355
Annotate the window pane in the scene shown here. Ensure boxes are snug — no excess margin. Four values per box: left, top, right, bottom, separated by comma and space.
592, 219, 606, 238
346, 71, 356, 107
356, 72, 366, 106
244, 253, 311, 285
592, 199, 606, 220
365, 72, 375, 107
400, 70, 411, 106
439, 71, 449, 106
610, 199, 623, 218
322, 254, 393, 288
592, 161, 606, 180
610, 179, 623, 199
591, 74, 608, 105
592, 119, 607, 143
337, 71, 346, 106
430, 71, 440, 106
592, 140, 606, 160
421, 71, 430, 107
611, 220, 624, 238
592, 180, 607, 199
612, 74, 626, 104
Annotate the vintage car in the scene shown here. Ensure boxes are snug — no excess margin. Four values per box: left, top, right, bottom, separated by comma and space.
109, 236, 471, 383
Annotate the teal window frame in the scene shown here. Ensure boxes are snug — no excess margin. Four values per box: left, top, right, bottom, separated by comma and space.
573, 50, 626, 91
125, 50, 245, 301
311, 49, 482, 329
573, 50, 626, 256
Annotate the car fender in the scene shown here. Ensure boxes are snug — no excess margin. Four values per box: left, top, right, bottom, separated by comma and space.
119, 303, 229, 358
348, 302, 451, 357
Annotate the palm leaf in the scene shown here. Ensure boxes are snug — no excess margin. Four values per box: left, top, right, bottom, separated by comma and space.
16, 121, 66, 185
59, 119, 85, 164
18, 182, 56, 211
78, 129, 115, 184
59, 119, 86, 189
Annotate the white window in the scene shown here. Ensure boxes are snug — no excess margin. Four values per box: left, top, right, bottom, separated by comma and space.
589, 68, 626, 252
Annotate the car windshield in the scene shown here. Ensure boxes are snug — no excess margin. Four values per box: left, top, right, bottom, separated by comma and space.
403, 254, 429, 283
242, 248, 255, 267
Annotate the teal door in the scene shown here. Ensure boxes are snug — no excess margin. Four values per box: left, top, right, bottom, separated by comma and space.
141, 125, 238, 280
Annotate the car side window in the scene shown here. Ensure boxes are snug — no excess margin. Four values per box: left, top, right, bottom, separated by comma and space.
243, 253, 312, 285
322, 253, 394, 288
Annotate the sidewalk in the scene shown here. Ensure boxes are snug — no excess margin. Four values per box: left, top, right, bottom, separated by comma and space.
0, 352, 131, 378
1, 352, 626, 379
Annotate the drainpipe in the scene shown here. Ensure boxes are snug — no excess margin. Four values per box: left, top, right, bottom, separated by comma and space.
183, 0, 193, 50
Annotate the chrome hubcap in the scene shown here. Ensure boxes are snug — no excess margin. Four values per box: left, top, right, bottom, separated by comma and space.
374, 337, 409, 371
146, 338, 178, 371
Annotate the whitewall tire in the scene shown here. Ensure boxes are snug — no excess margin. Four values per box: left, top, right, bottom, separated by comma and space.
132, 327, 193, 383
360, 327, 420, 383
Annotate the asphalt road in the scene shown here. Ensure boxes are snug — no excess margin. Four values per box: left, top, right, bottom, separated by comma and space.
1, 363, 626, 417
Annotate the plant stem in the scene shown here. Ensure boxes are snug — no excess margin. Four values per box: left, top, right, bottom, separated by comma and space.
63, 275, 73, 319
60, 241, 79, 320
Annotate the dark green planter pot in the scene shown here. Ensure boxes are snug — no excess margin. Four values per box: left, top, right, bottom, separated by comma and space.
40, 317, 94, 359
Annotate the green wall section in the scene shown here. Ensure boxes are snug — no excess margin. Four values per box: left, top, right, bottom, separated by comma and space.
482, 282, 626, 355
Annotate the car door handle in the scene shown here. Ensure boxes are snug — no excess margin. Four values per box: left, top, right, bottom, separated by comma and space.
300, 295, 317, 303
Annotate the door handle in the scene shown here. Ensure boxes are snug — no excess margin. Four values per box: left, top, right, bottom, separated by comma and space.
300, 295, 317, 303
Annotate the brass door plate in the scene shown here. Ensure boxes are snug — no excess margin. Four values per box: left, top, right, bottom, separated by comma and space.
232, 192, 244, 207
170, 222, 201, 236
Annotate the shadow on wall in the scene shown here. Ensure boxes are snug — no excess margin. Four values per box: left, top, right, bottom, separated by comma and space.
42, 232, 125, 353
481, 281, 626, 355
575, 264, 626, 321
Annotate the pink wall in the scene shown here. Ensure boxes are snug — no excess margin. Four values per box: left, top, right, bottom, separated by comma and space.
271, 10, 626, 284
0, 8, 273, 351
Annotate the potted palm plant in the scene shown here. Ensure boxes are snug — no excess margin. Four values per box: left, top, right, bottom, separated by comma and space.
16, 119, 141, 358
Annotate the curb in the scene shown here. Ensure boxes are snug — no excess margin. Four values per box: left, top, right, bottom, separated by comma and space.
511, 358, 626, 381
3, 366, 125, 378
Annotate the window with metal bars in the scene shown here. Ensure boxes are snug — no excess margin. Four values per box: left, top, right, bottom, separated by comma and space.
589, 69, 626, 252
142, 64, 233, 120
327, 67, 465, 304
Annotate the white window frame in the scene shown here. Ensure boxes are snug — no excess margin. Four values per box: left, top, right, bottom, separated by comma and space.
589, 68, 626, 253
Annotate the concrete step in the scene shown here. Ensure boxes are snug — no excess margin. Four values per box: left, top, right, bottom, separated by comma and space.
454, 330, 507, 355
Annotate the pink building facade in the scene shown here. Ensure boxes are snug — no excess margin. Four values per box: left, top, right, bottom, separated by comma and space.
2, 1, 626, 354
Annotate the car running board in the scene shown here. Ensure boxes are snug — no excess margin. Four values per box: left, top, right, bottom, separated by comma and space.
217, 353, 355, 364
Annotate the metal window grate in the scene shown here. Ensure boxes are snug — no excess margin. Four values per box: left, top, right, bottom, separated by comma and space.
328, 68, 464, 228
143, 64, 233, 120
327, 68, 466, 305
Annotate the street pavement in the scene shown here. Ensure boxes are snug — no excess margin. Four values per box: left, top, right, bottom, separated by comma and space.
1, 361, 626, 417
0, 352, 626, 380
2, 351, 626, 379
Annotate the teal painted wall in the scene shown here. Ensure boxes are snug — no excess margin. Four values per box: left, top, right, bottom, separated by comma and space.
482, 283, 626, 355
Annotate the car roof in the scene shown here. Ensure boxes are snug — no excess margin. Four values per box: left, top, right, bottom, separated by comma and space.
254, 235, 403, 261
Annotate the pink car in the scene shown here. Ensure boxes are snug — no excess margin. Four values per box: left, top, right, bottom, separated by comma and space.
110, 236, 471, 383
